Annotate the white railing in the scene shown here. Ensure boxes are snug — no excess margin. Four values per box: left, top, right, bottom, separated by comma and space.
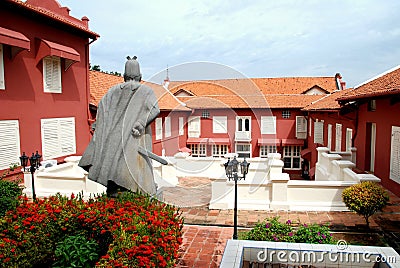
235, 131, 251, 142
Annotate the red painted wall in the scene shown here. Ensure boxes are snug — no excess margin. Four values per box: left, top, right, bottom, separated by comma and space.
354, 98, 400, 196
170, 108, 305, 162
0, 7, 91, 161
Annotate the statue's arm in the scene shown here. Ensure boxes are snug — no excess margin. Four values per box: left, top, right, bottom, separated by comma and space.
132, 87, 160, 137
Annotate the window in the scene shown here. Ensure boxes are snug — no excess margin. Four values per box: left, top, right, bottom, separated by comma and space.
0, 44, 4, 90
213, 116, 227, 133
368, 100, 376, 111
282, 110, 291, 119
178, 117, 184, 136
346, 128, 353, 152
260, 116, 276, 134
188, 116, 200, 138
295, 116, 307, 139
41, 117, 76, 160
0, 120, 21, 170
155, 118, 162, 140
309, 117, 312, 137
260, 145, 277, 158
335, 123, 342, 151
314, 121, 324, 144
327, 124, 332, 151
212, 144, 228, 157
43, 56, 62, 93
236, 143, 251, 158
201, 110, 210, 119
164, 117, 171, 138
190, 144, 206, 157
390, 126, 400, 183
283, 146, 302, 169
237, 116, 251, 132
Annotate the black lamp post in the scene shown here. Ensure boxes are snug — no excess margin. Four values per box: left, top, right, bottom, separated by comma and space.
20, 151, 41, 200
224, 156, 250, 239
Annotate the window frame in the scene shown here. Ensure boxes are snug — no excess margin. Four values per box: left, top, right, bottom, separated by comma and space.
235, 143, 251, 158
259, 145, 277, 158
283, 145, 302, 170
282, 110, 291, 119
212, 144, 228, 157
189, 143, 207, 157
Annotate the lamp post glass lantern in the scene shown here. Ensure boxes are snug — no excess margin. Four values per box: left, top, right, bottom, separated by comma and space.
20, 151, 41, 200
224, 156, 250, 239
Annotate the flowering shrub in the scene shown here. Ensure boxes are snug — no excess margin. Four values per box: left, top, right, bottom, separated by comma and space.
342, 181, 389, 228
0, 192, 183, 267
242, 217, 335, 244
294, 223, 335, 244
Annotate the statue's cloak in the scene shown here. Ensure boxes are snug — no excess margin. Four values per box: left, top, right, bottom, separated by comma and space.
79, 81, 160, 195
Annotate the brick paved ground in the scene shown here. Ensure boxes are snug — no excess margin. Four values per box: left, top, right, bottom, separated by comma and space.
176, 191, 400, 267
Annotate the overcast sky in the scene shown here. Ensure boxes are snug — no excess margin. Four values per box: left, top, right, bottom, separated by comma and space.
62, 0, 400, 87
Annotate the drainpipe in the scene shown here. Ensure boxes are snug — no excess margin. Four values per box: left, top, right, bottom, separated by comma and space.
85, 37, 97, 133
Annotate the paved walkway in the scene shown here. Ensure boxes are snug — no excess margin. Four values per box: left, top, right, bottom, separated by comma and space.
175, 189, 400, 267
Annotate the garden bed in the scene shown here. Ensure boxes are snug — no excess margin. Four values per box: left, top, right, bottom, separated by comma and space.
0, 192, 183, 267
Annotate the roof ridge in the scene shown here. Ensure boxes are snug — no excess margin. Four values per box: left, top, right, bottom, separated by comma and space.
354, 65, 400, 89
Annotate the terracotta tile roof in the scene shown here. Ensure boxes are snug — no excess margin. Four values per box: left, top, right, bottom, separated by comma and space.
303, 88, 353, 111
169, 76, 338, 96
5, 0, 99, 38
89, 71, 124, 106
89, 71, 189, 111
180, 94, 322, 109
169, 79, 327, 109
337, 66, 400, 101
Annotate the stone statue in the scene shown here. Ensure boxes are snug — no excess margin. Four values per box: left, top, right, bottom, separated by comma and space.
79, 56, 162, 197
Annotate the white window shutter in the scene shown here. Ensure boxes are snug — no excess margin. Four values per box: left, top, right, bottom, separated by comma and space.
261, 116, 276, 134
52, 57, 61, 92
346, 128, 353, 151
41, 117, 76, 160
164, 117, 171, 138
188, 116, 200, 138
327, 124, 332, 151
0, 44, 5, 90
390, 126, 400, 183
178, 117, 184, 136
335, 123, 342, 151
0, 120, 21, 170
314, 121, 324, 144
155, 118, 162, 140
43, 56, 61, 93
295, 116, 307, 139
213, 116, 227, 133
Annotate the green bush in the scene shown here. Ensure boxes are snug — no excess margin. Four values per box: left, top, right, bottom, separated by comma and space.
242, 217, 335, 244
53, 234, 99, 268
294, 223, 335, 244
243, 217, 295, 242
0, 179, 22, 216
342, 181, 389, 228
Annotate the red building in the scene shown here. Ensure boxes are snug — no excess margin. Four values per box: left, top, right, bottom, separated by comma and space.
164, 76, 343, 176
0, 0, 98, 172
337, 66, 400, 196
302, 88, 356, 177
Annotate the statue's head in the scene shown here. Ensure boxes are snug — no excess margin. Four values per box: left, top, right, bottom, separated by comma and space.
124, 56, 142, 82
